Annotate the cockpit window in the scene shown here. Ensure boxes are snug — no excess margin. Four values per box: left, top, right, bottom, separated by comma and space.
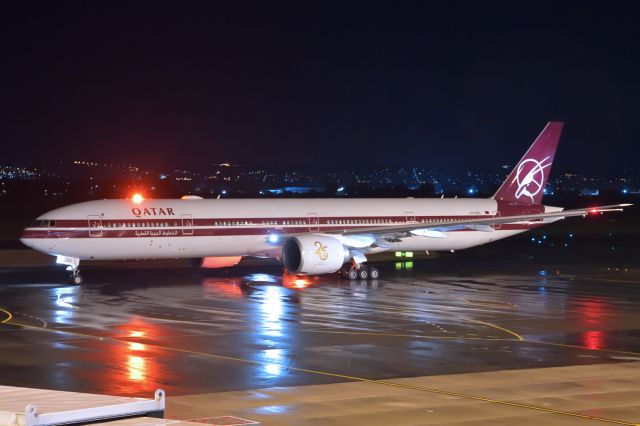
30, 220, 50, 227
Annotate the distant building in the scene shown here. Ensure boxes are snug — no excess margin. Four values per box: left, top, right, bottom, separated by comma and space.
266, 186, 325, 195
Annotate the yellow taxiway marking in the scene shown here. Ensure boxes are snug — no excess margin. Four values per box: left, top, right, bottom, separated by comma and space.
2, 321, 635, 425
462, 318, 524, 341
0, 308, 12, 324
300, 328, 640, 358
461, 298, 517, 308
527, 340, 640, 357
356, 302, 525, 341
299, 329, 515, 341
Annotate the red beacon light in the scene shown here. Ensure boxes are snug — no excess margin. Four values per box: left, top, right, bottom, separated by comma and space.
132, 193, 144, 204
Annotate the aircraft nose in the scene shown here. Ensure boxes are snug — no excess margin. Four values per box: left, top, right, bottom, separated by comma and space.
20, 228, 34, 248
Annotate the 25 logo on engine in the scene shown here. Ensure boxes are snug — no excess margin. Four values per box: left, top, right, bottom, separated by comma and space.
314, 241, 329, 261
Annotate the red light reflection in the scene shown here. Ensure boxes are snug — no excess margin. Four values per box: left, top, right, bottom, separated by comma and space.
582, 330, 604, 350
576, 299, 609, 350
102, 317, 165, 395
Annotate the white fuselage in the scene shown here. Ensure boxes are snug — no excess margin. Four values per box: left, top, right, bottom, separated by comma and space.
20, 198, 553, 261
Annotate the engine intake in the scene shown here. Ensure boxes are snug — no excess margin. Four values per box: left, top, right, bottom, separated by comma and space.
282, 235, 349, 275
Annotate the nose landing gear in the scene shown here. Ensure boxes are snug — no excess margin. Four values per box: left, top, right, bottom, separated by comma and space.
56, 255, 83, 284
70, 270, 83, 285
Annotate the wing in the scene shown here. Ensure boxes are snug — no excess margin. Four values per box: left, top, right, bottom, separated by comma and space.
249, 203, 631, 256
327, 204, 632, 241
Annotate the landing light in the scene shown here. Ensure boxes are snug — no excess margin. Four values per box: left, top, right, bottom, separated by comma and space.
268, 234, 280, 243
132, 193, 144, 204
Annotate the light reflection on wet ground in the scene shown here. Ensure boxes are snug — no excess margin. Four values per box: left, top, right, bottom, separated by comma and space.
0, 255, 639, 398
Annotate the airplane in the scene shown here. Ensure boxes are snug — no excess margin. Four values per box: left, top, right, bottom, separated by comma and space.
20, 122, 630, 284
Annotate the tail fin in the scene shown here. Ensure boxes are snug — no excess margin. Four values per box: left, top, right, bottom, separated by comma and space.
492, 121, 564, 204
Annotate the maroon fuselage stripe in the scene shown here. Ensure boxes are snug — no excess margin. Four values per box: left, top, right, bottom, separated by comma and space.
22, 214, 543, 239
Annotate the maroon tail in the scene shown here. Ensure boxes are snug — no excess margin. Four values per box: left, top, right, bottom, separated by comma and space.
492, 122, 564, 204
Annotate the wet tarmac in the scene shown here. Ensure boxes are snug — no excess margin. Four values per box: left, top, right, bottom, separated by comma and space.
0, 239, 639, 400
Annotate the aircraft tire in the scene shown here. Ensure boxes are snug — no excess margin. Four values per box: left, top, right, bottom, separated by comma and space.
347, 267, 358, 280
369, 267, 380, 279
358, 267, 369, 280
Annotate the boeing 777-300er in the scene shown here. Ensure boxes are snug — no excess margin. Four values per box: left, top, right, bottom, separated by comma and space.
21, 122, 630, 284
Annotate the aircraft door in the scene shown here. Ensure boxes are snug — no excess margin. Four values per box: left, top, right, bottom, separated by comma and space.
307, 213, 319, 232
181, 214, 194, 235
405, 211, 416, 223
87, 215, 102, 237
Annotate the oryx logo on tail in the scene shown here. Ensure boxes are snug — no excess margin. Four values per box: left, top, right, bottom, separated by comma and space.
513, 156, 551, 202
492, 122, 563, 205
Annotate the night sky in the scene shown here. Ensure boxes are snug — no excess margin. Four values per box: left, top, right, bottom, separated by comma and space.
2, 2, 639, 172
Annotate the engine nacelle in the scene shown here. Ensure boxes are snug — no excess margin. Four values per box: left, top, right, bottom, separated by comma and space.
282, 235, 349, 275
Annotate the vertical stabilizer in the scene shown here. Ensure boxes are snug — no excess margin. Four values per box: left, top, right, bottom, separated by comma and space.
492, 122, 564, 204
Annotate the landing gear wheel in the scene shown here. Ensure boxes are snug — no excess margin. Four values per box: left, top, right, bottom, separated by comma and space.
70, 273, 83, 285
369, 267, 380, 279
358, 267, 369, 280
347, 267, 358, 280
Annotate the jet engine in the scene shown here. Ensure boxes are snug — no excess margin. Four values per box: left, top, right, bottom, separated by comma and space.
282, 235, 349, 275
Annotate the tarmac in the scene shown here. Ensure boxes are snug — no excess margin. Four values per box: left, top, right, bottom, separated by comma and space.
0, 231, 639, 425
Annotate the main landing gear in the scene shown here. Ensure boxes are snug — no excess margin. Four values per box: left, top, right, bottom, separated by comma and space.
342, 264, 380, 281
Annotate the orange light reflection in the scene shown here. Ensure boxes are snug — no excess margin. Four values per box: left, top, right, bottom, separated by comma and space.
128, 342, 146, 351
282, 271, 312, 289
202, 278, 244, 298
128, 355, 146, 381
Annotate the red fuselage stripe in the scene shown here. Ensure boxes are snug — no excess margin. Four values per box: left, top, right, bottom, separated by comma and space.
22, 214, 541, 239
